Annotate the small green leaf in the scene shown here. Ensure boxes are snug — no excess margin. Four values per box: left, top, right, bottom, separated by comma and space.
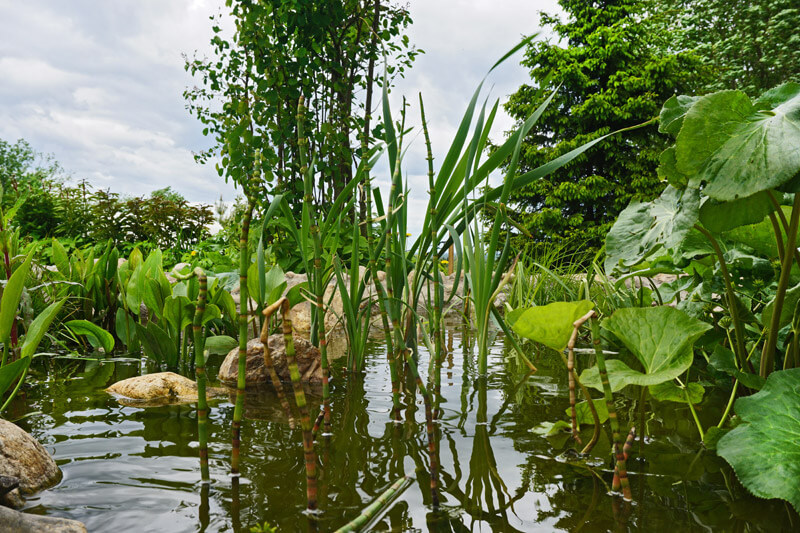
66, 320, 115, 353
648, 381, 705, 404
511, 300, 594, 352
717, 368, 800, 512
564, 399, 608, 426
204, 335, 238, 355
115, 308, 137, 349
533, 420, 572, 436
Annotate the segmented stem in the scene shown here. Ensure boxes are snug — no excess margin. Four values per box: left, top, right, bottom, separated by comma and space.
280, 298, 318, 511
402, 348, 440, 508
260, 300, 295, 426
192, 268, 210, 482
231, 197, 255, 475
590, 315, 631, 500
334, 475, 412, 533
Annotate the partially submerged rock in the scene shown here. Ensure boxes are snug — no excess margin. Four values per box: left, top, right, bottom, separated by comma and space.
218, 334, 322, 386
106, 372, 226, 406
0, 506, 87, 533
0, 420, 62, 509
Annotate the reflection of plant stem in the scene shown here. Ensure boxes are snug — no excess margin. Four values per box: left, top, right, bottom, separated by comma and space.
402, 348, 440, 508
695, 225, 749, 371
280, 298, 318, 511
192, 269, 210, 482
589, 316, 631, 500
762, 193, 800, 377
679, 376, 704, 440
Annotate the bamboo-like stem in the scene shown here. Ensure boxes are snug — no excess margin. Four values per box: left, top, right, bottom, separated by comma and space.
298, 96, 332, 433
231, 197, 255, 476
589, 315, 631, 500
260, 299, 295, 426
566, 310, 601, 454
762, 193, 800, 377
279, 297, 318, 511
695, 225, 749, 371
334, 475, 412, 533
401, 348, 440, 508
191, 268, 210, 482
420, 94, 444, 420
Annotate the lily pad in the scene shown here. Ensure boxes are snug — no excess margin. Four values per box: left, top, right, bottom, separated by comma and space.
580, 307, 711, 392
511, 300, 594, 352
675, 83, 800, 201
717, 368, 800, 512
564, 399, 609, 426
605, 186, 700, 273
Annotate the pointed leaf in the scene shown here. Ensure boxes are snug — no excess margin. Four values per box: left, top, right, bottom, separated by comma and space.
21, 299, 65, 359
65, 319, 115, 353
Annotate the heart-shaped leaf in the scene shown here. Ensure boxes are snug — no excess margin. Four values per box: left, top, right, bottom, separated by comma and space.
675, 83, 800, 201
717, 368, 800, 513
511, 300, 594, 352
605, 186, 700, 273
581, 306, 710, 392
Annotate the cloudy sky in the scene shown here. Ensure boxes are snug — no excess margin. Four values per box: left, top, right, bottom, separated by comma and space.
0, 0, 560, 234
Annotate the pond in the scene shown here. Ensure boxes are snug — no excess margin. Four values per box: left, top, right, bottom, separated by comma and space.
7, 328, 794, 532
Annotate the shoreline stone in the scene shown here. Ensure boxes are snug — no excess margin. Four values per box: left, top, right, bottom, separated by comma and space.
106, 372, 226, 406
0, 420, 62, 510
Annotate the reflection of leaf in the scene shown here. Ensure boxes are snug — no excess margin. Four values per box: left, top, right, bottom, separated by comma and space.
511, 300, 594, 352
605, 186, 700, 273
717, 368, 800, 512
581, 307, 710, 392
533, 420, 572, 436
676, 84, 800, 201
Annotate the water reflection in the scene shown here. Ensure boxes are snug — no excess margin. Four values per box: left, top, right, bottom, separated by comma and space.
12, 329, 798, 532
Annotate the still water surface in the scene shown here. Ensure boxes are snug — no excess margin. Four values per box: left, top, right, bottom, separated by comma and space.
10, 328, 794, 531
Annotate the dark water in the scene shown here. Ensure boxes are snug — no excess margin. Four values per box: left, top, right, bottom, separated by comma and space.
8, 328, 796, 532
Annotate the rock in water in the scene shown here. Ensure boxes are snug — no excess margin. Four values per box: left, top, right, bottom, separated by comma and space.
0, 420, 62, 509
106, 372, 226, 406
0, 506, 87, 533
217, 334, 322, 386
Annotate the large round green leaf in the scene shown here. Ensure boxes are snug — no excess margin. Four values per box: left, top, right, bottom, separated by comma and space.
511, 300, 594, 352
605, 186, 700, 273
580, 306, 711, 392
717, 368, 800, 513
675, 83, 800, 201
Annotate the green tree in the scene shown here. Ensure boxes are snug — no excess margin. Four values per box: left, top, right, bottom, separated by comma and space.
660, 0, 800, 96
184, 0, 419, 214
502, 0, 704, 258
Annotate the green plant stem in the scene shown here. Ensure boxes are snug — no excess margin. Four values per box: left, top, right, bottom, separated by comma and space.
298, 96, 332, 434
590, 316, 631, 500
280, 298, 317, 511
684, 387, 704, 440
191, 268, 210, 482
695, 225, 749, 371
762, 193, 800, 377
231, 198, 255, 476
0, 364, 28, 413
717, 379, 739, 429
769, 212, 786, 263
334, 475, 412, 533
